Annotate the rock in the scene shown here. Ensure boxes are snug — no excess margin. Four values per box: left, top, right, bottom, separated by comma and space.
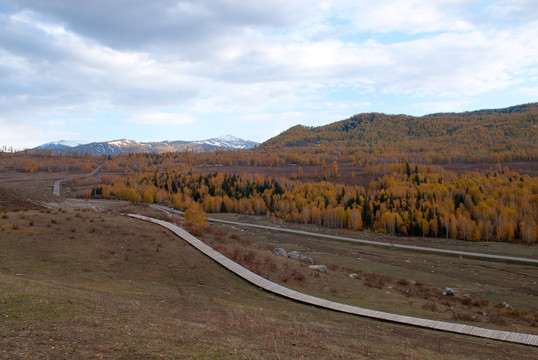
442, 287, 455, 296
287, 250, 301, 259
349, 273, 359, 278
287, 251, 314, 265
309, 265, 327, 273
502, 302, 513, 310
273, 248, 287, 258
407, 279, 416, 286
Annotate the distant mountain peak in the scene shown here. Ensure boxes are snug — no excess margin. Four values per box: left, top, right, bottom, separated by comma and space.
215, 134, 243, 141
195, 135, 258, 149
38, 140, 86, 148
32, 135, 259, 155
107, 139, 137, 146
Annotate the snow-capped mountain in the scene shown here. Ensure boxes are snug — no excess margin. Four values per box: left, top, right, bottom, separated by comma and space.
34, 140, 86, 151
195, 135, 258, 149
32, 135, 259, 156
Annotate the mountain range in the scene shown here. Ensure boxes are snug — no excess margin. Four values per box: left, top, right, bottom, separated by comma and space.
32, 103, 538, 158
34, 135, 259, 156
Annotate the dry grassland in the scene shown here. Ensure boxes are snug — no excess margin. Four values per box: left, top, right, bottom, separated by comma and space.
0, 208, 537, 359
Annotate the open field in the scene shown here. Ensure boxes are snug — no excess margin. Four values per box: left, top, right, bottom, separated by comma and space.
0, 165, 537, 358
195, 161, 538, 187
183, 213, 538, 332
1, 208, 537, 359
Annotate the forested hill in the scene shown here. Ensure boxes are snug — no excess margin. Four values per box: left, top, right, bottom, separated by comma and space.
263, 103, 538, 157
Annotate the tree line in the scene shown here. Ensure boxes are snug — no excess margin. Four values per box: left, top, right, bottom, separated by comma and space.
91, 161, 537, 244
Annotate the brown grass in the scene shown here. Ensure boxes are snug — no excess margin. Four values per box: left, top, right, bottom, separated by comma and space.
188, 213, 538, 338
452, 310, 479, 322
10, 209, 512, 358
363, 272, 390, 289
1, 160, 537, 357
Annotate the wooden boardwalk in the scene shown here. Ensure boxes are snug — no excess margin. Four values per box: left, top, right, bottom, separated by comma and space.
129, 214, 538, 347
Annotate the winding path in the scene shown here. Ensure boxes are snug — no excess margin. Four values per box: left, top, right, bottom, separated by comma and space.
129, 213, 538, 347
53, 165, 102, 196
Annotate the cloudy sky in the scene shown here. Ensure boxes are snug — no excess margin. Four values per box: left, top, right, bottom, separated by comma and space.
1, 0, 538, 149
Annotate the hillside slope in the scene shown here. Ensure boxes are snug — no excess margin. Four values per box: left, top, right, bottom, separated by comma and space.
263, 103, 538, 161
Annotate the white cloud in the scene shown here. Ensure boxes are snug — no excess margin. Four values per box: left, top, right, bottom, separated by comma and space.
0, 118, 78, 149
125, 112, 198, 126
487, 0, 538, 24
1, 0, 538, 147
338, 0, 476, 34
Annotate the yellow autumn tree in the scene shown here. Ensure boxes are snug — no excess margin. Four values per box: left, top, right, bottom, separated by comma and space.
184, 202, 208, 225
332, 161, 338, 177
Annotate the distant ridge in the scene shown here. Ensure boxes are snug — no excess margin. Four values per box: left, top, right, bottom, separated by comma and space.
33, 135, 258, 156
263, 103, 538, 150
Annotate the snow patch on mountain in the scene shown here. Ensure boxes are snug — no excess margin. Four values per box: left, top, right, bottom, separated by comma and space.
108, 139, 136, 147
195, 135, 256, 149
39, 140, 86, 148
33, 135, 258, 155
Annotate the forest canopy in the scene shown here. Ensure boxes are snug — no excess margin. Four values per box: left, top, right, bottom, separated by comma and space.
263, 103, 538, 165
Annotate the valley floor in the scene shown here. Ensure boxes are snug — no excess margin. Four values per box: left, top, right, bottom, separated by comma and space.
0, 168, 537, 358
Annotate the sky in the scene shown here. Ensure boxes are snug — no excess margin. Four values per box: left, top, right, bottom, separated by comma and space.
1, 0, 538, 149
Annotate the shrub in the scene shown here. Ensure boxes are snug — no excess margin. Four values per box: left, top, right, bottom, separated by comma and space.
327, 263, 341, 271
292, 268, 306, 282
243, 249, 256, 265
263, 255, 278, 272
452, 310, 478, 322
487, 313, 508, 325
363, 273, 389, 289
186, 223, 210, 236
422, 302, 439, 312
230, 246, 241, 262
505, 309, 528, 320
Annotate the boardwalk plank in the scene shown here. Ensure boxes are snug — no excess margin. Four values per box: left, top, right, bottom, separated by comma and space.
129, 214, 538, 347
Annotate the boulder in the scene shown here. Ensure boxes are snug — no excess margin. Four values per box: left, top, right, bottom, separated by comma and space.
273, 248, 287, 258
287, 251, 314, 265
442, 287, 455, 296
309, 265, 328, 273
502, 302, 513, 310
349, 273, 359, 278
